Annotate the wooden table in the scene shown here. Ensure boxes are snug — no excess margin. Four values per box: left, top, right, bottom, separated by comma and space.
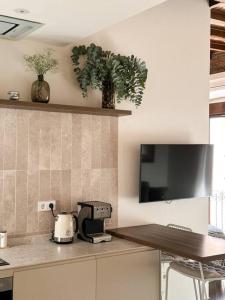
108, 224, 225, 263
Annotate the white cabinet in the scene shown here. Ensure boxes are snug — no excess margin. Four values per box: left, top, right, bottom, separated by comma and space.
13, 258, 96, 300
96, 250, 160, 300
13, 250, 160, 300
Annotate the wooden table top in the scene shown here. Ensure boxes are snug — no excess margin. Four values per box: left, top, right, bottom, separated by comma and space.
108, 224, 225, 263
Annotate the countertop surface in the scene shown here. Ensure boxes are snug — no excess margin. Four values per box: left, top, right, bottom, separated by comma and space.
0, 234, 150, 276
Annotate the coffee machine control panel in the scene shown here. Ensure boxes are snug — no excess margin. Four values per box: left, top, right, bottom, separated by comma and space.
78, 201, 112, 219
94, 205, 111, 219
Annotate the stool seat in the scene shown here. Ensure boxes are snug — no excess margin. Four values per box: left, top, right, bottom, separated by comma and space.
161, 253, 176, 263
161, 253, 188, 263
170, 260, 225, 280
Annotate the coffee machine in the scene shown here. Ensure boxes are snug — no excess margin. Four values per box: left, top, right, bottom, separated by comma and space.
77, 201, 112, 244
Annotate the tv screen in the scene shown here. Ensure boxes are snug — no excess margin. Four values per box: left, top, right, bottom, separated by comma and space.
139, 144, 213, 203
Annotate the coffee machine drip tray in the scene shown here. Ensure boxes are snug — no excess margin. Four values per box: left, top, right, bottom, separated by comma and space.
87, 233, 112, 244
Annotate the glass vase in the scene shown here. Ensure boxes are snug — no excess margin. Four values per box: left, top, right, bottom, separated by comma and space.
31, 74, 50, 103
102, 80, 115, 109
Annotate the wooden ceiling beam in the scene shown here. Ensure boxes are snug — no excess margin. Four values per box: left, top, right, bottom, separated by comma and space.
211, 40, 225, 51
210, 0, 225, 7
210, 52, 225, 74
211, 10, 225, 22
210, 1, 225, 72
211, 24, 225, 39
210, 63, 225, 74
210, 102, 225, 117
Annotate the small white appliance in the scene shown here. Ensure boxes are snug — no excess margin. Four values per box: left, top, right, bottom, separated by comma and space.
0, 231, 7, 249
52, 212, 78, 244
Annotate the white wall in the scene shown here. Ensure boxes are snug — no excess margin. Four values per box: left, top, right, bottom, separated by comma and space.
0, 0, 210, 235
72, 0, 210, 234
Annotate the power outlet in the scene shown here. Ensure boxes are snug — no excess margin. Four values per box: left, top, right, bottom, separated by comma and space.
38, 200, 56, 212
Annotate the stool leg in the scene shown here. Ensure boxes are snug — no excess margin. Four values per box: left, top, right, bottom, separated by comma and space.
165, 266, 171, 300
198, 280, 203, 300
193, 279, 198, 300
199, 263, 207, 300
202, 282, 207, 300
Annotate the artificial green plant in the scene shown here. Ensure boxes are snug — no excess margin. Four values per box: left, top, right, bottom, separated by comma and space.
71, 43, 148, 107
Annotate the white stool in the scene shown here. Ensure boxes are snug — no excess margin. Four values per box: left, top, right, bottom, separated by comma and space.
165, 256, 225, 300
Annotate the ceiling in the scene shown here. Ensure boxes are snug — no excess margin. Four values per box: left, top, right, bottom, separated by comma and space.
0, 0, 166, 46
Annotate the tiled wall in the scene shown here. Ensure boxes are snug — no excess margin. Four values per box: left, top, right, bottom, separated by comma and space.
0, 108, 118, 236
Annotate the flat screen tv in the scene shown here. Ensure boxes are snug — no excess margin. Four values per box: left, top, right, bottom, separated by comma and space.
139, 144, 213, 203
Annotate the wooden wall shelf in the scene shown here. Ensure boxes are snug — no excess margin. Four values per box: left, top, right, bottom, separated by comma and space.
209, 102, 225, 117
0, 99, 132, 117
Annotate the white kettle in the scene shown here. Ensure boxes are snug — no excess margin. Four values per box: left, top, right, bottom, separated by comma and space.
53, 212, 78, 244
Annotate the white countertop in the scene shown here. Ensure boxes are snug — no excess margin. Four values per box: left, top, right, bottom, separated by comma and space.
0, 235, 150, 277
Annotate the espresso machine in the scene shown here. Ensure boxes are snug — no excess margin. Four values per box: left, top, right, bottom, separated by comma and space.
77, 201, 112, 244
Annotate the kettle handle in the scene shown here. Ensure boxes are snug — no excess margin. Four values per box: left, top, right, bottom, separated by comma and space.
73, 214, 79, 234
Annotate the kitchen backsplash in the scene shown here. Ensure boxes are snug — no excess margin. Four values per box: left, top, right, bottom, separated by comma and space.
0, 108, 118, 236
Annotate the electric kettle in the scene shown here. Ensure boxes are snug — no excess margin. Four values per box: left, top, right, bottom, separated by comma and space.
51, 208, 78, 243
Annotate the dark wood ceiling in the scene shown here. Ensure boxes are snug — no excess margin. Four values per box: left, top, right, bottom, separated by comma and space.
210, 0, 225, 74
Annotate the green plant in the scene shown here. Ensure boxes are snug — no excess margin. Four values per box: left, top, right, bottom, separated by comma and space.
71, 43, 148, 107
24, 49, 58, 76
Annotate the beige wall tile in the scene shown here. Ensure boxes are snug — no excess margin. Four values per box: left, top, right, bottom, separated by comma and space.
100, 168, 110, 203
50, 170, 62, 231
100, 168, 118, 229
90, 169, 101, 201
51, 170, 62, 205
28, 111, 40, 174
0, 171, 3, 229
110, 117, 118, 168
81, 115, 92, 169
27, 171, 39, 233
61, 170, 71, 212
50, 113, 62, 170
4, 110, 17, 170
71, 169, 82, 211
101, 116, 110, 169
39, 112, 51, 170
91, 116, 101, 169
81, 169, 91, 202
0, 107, 118, 235
40, 170, 51, 201
61, 113, 72, 170
3, 171, 16, 233
0, 110, 5, 170
15, 170, 27, 234
39, 171, 51, 232
108, 168, 118, 228
39, 211, 51, 232
16, 111, 29, 170
72, 114, 82, 169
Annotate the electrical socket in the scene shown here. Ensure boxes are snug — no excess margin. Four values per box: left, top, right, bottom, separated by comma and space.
38, 200, 56, 212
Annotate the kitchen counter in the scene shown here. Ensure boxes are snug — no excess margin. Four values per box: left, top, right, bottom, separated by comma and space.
0, 234, 150, 278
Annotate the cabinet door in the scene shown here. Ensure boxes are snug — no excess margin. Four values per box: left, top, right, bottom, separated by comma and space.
96, 250, 160, 300
13, 259, 96, 300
